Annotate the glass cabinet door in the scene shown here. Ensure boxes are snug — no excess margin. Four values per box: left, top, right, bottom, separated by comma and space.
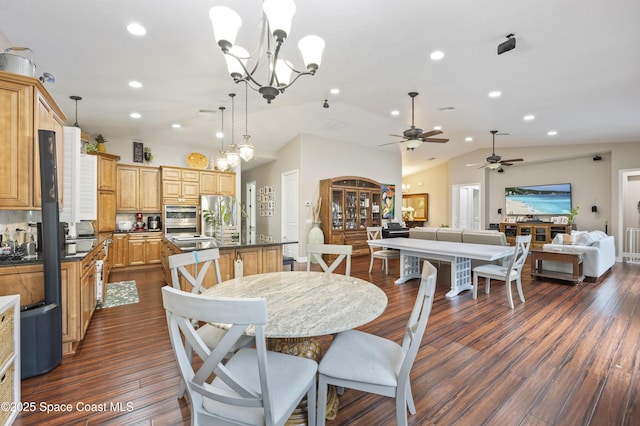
371, 192, 381, 226
359, 192, 370, 229
331, 189, 343, 230
345, 191, 357, 230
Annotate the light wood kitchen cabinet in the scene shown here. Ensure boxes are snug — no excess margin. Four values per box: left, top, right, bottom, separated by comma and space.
117, 165, 161, 212
117, 232, 163, 267
200, 170, 236, 196
96, 153, 120, 233
80, 251, 97, 337
0, 71, 66, 209
111, 233, 129, 268
127, 233, 162, 266
161, 166, 200, 204
98, 153, 118, 191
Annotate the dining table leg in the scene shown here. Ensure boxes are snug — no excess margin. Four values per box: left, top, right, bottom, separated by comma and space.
269, 337, 340, 423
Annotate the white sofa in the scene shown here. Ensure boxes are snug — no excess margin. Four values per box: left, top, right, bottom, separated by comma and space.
542, 230, 615, 281
409, 227, 508, 267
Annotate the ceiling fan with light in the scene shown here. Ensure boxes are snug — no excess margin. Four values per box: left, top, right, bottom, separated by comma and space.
379, 92, 449, 151
466, 130, 524, 169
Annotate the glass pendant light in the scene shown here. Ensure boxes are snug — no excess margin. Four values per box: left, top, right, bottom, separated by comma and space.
214, 106, 229, 171
238, 82, 255, 162
225, 93, 240, 168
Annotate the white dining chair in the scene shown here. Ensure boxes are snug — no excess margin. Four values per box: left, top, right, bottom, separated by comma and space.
472, 234, 532, 309
168, 249, 253, 398
317, 261, 437, 426
306, 243, 353, 276
162, 286, 318, 426
366, 226, 400, 274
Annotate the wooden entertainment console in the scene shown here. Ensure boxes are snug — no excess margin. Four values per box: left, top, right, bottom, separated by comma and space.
499, 222, 571, 249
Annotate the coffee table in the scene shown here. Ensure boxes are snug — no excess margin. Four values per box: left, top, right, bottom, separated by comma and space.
530, 248, 585, 284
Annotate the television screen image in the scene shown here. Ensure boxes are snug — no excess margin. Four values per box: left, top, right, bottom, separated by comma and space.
505, 183, 572, 215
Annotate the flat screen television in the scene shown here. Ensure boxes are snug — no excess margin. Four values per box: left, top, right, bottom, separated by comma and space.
505, 183, 572, 215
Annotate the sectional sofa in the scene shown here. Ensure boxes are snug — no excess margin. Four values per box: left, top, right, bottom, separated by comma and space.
408, 227, 508, 267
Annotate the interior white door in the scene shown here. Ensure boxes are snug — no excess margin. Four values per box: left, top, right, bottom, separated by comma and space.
281, 170, 299, 259
452, 183, 481, 230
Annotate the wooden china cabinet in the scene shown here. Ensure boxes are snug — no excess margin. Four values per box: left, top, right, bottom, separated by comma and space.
319, 177, 382, 257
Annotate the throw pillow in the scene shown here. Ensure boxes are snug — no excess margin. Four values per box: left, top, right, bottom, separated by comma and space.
574, 232, 597, 246
589, 230, 608, 241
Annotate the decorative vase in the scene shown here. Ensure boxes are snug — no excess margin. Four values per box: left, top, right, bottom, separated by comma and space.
307, 221, 324, 264
144, 151, 152, 161
96, 142, 106, 153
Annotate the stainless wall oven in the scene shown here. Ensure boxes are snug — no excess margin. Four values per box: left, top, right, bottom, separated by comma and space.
164, 205, 198, 236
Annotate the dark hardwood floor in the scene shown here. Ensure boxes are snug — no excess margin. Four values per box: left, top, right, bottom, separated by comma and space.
16, 256, 640, 425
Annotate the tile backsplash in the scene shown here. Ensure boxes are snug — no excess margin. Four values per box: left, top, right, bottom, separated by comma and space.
0, 210, 41, 242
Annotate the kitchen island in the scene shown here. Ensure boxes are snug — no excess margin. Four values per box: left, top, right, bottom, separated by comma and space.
161, 236, 296, 290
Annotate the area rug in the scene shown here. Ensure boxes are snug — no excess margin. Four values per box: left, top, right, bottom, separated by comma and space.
97, 280, 139, 309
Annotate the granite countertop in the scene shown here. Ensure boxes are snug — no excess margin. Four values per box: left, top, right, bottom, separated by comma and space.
0, 251, 91, 267
165, 236, 297, 252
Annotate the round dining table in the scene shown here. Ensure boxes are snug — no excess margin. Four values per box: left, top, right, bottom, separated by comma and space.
202, 271, 388, 338
202, 271, 388, 423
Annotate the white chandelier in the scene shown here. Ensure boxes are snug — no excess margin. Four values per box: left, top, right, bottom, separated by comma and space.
209, 0, 325, 103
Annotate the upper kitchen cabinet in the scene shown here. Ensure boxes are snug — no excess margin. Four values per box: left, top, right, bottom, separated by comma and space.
200, 170, 236, 196
161, 166, 200, 205
96, 153, 120, 234
116, 164, 160, 212
0, 71, 66, 209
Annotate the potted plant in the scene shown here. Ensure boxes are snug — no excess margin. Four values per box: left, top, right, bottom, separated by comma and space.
567, 205, 579, 226
94, 134, 107, 152
144, 146, 154, 162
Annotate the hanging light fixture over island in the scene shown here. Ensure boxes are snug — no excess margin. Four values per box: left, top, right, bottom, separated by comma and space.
209, 0, 325, 103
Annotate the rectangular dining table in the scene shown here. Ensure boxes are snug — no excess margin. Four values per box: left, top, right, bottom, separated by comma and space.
368, 237, 514, 298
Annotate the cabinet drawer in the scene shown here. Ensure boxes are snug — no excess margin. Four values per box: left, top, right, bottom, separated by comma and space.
0, 307, 14, 368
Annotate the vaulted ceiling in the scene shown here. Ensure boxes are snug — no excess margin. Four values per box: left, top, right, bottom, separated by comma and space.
2, 0, 639, 175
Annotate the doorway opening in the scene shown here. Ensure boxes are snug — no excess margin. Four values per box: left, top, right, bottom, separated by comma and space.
452, 183, 481, 229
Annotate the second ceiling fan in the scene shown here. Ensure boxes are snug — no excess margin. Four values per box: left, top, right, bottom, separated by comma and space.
466, 130, 524, 169
379, 92, 449, 151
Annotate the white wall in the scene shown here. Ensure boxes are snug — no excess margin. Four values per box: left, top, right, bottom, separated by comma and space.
441, 140, 640, 255
242, 133, 402, 258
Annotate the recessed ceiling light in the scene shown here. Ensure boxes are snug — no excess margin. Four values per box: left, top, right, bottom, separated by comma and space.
130, 112, 141, 119
127, 23, 146, 36
172, 123, 181, 129
465, 137, 473, 142
523, 114, 535, 121
216, 131, 224, 138
547, 130, 558, 136
330, 88, 340, 95
433, 125, 442, 130
391, 110, 400, 116
488, 91, 502, 98
430, 50, 445, 61
128, 80, 142, 88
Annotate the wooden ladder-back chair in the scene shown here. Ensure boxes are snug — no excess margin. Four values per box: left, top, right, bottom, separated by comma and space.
162, 286, 318, 425
472, 234, 532, 309
317, 261, 438, 426
306, 243, 353, 276
366, 226, 400, 274
168, 249, 253, 398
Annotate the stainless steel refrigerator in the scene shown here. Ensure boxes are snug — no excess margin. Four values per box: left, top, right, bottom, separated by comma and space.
201, 196, 240, 244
